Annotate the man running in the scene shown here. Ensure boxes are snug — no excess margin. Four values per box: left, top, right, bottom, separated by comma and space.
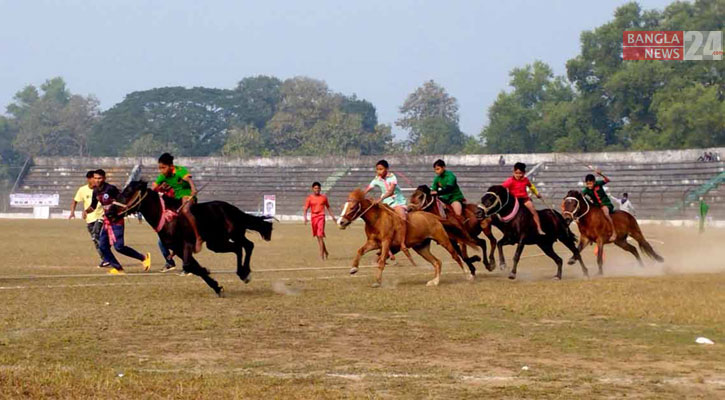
69, 170, 107, 267
303, 181, 336, 260
87, 169, 151, 274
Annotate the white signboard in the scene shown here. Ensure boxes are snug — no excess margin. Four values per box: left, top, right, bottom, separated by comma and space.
263, 195, 276, 217
10, 193, 59, 208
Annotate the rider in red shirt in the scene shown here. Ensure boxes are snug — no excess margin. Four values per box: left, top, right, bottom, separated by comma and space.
502, 162, 545, 235
303, 182, 336, 260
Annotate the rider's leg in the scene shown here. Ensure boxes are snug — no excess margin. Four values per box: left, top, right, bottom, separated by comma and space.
451, 201, 463, 216
525, 199, 545, 235
396, 206, 408, 251
602, 206, 617, 241
182, 197, 203, 253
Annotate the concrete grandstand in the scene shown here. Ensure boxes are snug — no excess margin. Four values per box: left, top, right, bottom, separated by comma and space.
5, 148, 724, 221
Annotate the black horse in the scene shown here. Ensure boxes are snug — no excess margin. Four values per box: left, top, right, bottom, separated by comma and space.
476, 185, 588, 280
113, 180, 273, 296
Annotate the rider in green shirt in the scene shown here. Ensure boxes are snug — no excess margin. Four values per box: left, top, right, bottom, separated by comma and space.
431, 159, 465, 217
152, 153, 203, 253
583, 169, 616, 241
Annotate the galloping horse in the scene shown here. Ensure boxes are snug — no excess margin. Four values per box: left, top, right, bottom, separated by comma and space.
561, 190, 664, 274
477, 185, 588, 280
409, 185, 498, 273
114, 180, 273, 296
337, 188, 473, 287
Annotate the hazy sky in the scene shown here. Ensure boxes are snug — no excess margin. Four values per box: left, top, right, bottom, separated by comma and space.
0, 0, 675, 138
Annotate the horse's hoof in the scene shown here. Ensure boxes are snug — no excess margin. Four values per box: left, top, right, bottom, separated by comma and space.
508, 273, 516, 280
500, 264, 507, 271
552, 276, 561, 281
466, 273, 475, 282
567, 259, 576, 266
426, 279, 440, 287
485, 264, 495, 272
349, 267, 359, 275
216, 286, 225, 298
371, 282, 381, 288
243, 277, 251, 284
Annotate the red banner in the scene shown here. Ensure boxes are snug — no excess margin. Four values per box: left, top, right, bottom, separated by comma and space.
623, 31, 684, 60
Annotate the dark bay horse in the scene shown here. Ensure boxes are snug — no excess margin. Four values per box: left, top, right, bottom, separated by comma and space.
337, 188, 473, 287
562, 190, 664, 274
477, 185, 588, 280
114, 180, 273, 296
409, 185, 497, 273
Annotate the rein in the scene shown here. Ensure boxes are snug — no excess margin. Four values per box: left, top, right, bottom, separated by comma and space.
115, 190, 148, 218
562, 195, 590, 222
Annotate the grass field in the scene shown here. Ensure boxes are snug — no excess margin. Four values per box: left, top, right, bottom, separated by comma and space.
0, 219, 723, 399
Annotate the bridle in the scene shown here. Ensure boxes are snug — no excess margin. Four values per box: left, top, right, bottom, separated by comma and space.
340, 199, 375, 223
478, 188, 510, 217
415, 191, 436, 212
114, 189, 148, 218
562, 195, 590, 222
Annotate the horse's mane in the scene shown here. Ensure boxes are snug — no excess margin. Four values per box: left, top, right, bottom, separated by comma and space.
416, 184, 431, 195
349, 188, 366, 201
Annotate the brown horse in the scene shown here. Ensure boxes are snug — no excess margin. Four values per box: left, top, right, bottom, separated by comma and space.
561, 190, 664, 275
408, 185, 498, 273
337, 189, 473, 287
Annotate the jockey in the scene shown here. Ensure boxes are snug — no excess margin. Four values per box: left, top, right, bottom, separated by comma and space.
431, 159, 466, 219
364, 159, 409, 253
502, 162, 545, 235
583, 169, 617, 241
87, 169, 151, 274
152, 153, 203, 253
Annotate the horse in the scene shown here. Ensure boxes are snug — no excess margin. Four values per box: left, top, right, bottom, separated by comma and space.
476, 185, 588, 280
408, 185, 498, 273
561, 190, 664, 274
113, 180, 273, 297
337, 188, 473, 287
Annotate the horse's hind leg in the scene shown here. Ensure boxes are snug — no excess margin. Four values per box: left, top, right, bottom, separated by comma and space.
413, 243, 442, 287
183, 246, 223, 297
453, 240, 478, 277
595, 238, 605, 275
537, 241, 564, 280
614, 238, 643, 267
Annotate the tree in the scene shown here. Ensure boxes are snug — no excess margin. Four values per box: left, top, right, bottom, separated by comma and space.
234, 75, 282, 129
221, 125, 268, 158
8, 77, 99, 157
125, 134, 180, 157
397, 80, 464, 153
482, 61, 574, 153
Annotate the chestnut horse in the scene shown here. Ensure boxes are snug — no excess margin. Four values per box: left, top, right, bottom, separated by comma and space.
337, 189, 472, 287
408, 185, 498, 273
561, 190, 664, 275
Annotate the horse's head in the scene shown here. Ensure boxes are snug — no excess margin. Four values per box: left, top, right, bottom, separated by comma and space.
477, 185, 509, 219
408, 185, 432, 211
561, 190, 587, 224
337, 188, 368, 229
116, 180, 149, 216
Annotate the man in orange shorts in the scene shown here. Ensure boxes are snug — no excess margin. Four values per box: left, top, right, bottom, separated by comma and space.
303, 182, 336, 260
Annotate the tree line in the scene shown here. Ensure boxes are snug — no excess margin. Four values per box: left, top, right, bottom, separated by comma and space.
1, 0, 723, 187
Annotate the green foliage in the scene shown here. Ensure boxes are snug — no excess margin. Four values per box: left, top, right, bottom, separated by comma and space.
484, 0, 724, 153
125, 134, 180, 157
7, 77, 100, 157
221, 125, 268, 158
408, 117, 465, 155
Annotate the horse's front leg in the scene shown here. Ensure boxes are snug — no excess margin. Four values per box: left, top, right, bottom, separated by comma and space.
509, 241, 526, 280
497, 236, 509, 270
183, 243, 224, 297
350, 240, 379, 275
568, 235, 589, 265
373, 240, 391, 288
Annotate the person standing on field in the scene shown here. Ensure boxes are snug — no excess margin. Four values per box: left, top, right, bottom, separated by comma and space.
69, 170, 108, 268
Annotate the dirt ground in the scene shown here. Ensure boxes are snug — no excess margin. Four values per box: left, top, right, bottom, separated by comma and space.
0, 219, 723, 399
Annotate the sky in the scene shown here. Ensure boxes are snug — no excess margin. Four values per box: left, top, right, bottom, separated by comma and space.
0, 0, 676, 139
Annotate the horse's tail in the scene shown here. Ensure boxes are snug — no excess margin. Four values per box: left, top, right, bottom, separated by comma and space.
227, 204, 274, 241
628, 218, 664, 262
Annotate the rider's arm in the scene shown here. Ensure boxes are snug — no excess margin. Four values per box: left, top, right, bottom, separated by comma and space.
435, 174, 456, 195
528, 181, 541, 197
595, 169, 610, 184
182, 175, 198, 196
